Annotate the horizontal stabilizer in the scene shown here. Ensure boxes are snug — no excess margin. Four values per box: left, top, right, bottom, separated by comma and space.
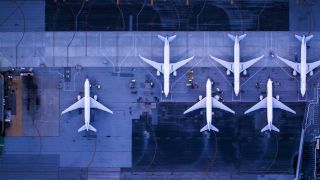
294, 35, 302, 42
228, 33, 246, 41
157, 35, 166, 42
261, 124, 280, 132
78, 124, 87, 132
200, 124, 219, 132
305, 35, 314, 42
227, 34, 236, 41
78, 124, 97, 132
158, 35, 176, 42
88, 124, 97, 132
271, 125, 280, 132
168, 35, 176, 42
238, 34, 247, 41
295, 34, 313, 42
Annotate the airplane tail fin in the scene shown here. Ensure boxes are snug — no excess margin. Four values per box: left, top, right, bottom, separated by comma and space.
158, 35, 176, 42
228, 33, 246, 42
295, 34, 313, 42
261, 124, 280, 133
200, 124, 219, 132
78, 124, 97, 132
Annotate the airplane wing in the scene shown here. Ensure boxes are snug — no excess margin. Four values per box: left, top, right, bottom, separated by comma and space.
307, 60, 320, 73
90, 97, 113, 114
244, 97, 267, 114
61, 98, 84, 114
272, 97, 296, 114
170, 56, 194, 73
209, 55, 233, 72
276, 55, 300, 73
183, 97, 206, 114
240, 55, 264, 72
212, 98, 235, 114
139, 55, 163, 73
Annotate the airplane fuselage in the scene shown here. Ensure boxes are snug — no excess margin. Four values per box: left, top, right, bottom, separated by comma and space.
233, 37, 241, 96
84, 79, 91, 131
266, 79, 274, 130
206, 80, 212, 130
163, 40, 170, 97
300, 36, 307, 97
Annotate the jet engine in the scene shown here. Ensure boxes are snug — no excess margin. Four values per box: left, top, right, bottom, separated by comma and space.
77, 95, 81, 101
157, 71, 161, 76
276, 95, 280, 100
293, 70, 297, 76
173, 71, 177, 76
226, 69, 230, 75
310, 70, 314, 76
94, 95, 98, 101
259, 95, 263, 101
243, 69, 247, 76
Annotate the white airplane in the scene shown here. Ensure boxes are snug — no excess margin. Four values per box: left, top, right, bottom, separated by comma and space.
210, 34, 264, 96
139, 35, 194, 97
61, 79, 113, 132
276, 34, 320, 97
244, 79, 296, 132
183, 79, 235, 132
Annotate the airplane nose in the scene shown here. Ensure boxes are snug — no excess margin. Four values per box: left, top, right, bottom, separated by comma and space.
234, 87, 239, 96
301, 87, 306, 97
206, 79, 211, 85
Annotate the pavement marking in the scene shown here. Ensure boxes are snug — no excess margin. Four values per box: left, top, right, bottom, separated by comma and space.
240, 31, 268, 88
98, 48, 116, 72
63, 70, 79, 92
118, 34, 135, 73
171, 32, 207, 101
232, 91, 242, 102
